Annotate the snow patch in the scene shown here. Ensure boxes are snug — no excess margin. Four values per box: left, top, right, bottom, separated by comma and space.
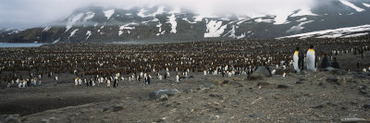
236, 19, 251, 25
182, 18, 197, 24
279, 24, 370, 39
156, 22, 163, 36
290, 9, 317, 17
286, 20, 314, 33
224, 25, 245, 39
339, 0, 365, 12
194, 15, 205, 22
273, 14, 290, 25
69, 29, 79, 39
255, 18, 274, 23
363, 3, 370, 8
119, 24, 135, 30
204, 19, 227, 38
317, 33, 343, 38
83, 12, 95, 21
118, 23, 137, 36
220, 18, 230, 21
343, 32, 369, 38
66, 13, 84, 32
52, 38, 60, 44
167, 13, 177, 34
43, 26, 51, 32
137, 9, 149, 18
296, 17, 308, 22
86, 30, 92, 40
104, 9, 115, 20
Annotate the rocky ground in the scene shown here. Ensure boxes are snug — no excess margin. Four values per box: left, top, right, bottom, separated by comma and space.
0, 47, 370, 122
0, 50, 369, 123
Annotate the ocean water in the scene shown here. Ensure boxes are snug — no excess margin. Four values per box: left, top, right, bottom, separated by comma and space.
0, 43, 46, 48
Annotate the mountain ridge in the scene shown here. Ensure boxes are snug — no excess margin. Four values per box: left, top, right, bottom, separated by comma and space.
1, 0, 370, 43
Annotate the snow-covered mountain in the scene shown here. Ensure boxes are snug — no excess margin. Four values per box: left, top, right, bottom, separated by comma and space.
1, 0, 370, 43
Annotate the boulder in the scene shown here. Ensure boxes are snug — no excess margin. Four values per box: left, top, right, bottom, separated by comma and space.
150, 89, 180, 100
159, 94, 168, 101
249, 66, 272, 80
363, 104, 370, 109
326, 76, 340, 85
277, 84, 290, 89
199, 83, 216, 90
249, 113, 264, 118
222, 80, 243, 87
296, 81, 304, 84
353, 72, 369, 79
103, 105, 124, 112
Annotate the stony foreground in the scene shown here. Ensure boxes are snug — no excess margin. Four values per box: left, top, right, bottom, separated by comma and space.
1, 69, 369, 123
0, 39, 369, 122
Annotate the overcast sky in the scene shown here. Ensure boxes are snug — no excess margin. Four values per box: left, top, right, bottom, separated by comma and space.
0, 0, 314, 29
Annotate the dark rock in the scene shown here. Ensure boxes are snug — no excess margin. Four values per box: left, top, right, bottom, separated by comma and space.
249, 66, 272, 80
249, 113, 264, 118
209, 94, 223, 98
112, 106, 124, 112
183, 88, 193, 94
103, 105, 124, 112
156, 118, 166, 123
296, 81, 304, 84
359, 85, 368, 95
318, 82, 324, 86
359, 89, 367, 95
326, 76, 338, 82
353, 72, 369, 79
312, 104, 325, 109
257, 81, 270, 87
326, 102, 337, 106
363, 104, 370, 109
326, 76, 340, 85
350, 101, 358, 105
150, 89, 180, 100
360, 85, 367, 90
277, 84, 289, 88
222, 80, 231, 84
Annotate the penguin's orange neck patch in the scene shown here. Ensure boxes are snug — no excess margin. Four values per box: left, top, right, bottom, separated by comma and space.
294, 51, 299, 55
308, 49, 315, 53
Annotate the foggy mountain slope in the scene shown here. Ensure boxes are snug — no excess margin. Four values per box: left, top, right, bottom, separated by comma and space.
1, 0, 370, 43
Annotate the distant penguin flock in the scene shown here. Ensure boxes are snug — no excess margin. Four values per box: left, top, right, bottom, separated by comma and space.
1, 38, 369, 89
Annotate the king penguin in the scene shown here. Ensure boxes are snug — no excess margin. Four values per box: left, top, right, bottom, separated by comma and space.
306, 45, 317, 72
293, 47, 300, 73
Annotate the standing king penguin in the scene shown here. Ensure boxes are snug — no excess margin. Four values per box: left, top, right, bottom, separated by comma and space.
306, 45, 317, 72
293, 47, 301, 73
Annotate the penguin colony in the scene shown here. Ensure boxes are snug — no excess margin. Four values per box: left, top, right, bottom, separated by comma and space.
0, 37, 369, 88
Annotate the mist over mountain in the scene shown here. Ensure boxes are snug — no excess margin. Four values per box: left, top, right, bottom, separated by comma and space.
1, 0, 370, 43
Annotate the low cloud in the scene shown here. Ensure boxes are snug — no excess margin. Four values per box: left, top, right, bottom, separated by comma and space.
0, 0, 314, 29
